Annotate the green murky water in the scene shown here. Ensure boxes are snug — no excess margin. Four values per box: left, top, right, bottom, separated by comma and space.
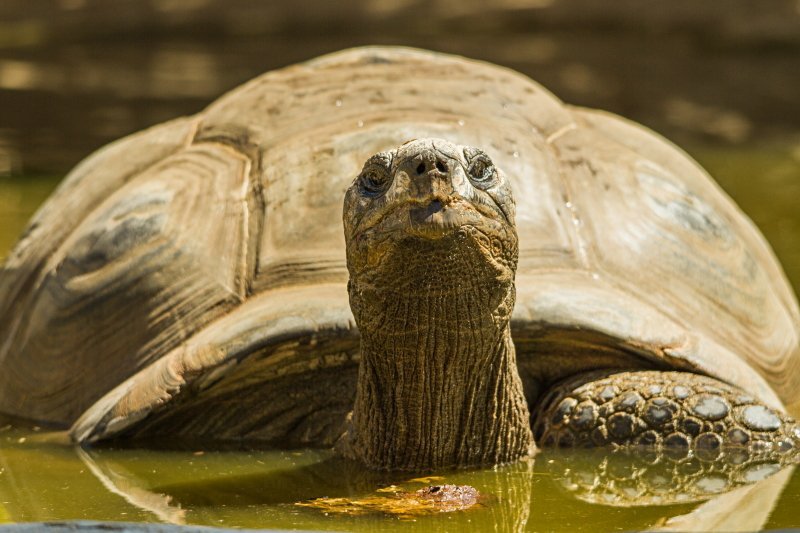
0, 144, 798, 531
0, 424, 799, 531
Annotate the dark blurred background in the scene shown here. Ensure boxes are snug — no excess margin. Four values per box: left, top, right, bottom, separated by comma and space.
0, 0, 799, 290
1, 0, 799, 174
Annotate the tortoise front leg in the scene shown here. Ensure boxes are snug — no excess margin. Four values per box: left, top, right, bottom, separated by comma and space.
533, 370, 800, 459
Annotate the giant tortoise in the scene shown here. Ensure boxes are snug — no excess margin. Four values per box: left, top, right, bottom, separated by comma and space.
0, 47, 798, 471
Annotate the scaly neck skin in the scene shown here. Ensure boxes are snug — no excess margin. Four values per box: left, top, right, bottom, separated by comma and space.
344, 243, 533, 471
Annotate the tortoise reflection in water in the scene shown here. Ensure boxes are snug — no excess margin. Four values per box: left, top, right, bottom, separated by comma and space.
0, 47, 798, 474
543, 447, 792, 507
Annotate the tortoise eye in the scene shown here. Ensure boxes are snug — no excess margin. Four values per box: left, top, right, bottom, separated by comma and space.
465, 149, 496, 188
358, 154, 392, 197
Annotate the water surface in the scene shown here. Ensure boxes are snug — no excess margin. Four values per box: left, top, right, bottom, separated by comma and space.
1, 423, 799, 532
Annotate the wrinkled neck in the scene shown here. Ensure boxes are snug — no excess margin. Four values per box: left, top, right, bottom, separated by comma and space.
344, 276, 533, 471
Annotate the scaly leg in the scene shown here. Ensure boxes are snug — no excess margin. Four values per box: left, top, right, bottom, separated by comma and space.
534, 370, 800, 460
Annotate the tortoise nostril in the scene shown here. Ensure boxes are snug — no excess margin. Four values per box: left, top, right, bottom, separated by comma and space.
435, 160, 447, 173
416, 162, 426, 175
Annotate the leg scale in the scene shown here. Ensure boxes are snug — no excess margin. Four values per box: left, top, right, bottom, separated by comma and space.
534, 370, 800, 460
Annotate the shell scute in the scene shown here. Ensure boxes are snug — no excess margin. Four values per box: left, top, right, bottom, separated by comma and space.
0, 144, 251, 424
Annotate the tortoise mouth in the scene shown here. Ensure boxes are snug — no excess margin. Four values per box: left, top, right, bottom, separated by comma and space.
406, 198, 488, 239
408, 200, 466, 238
409, 199, 445, 221
354, 195, 504, 242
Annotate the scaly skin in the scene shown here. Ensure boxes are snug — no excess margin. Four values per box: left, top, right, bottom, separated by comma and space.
534, 370, 800, 459
341, 139, 532, 471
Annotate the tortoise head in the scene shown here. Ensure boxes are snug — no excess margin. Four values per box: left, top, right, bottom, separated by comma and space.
342, 139, 531, 470
343, 138, 518, 296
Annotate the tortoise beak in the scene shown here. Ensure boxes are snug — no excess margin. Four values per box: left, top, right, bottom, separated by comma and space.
406, 196, 484, 240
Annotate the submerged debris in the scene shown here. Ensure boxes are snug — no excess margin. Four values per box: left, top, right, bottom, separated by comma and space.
295, 483, 481, 518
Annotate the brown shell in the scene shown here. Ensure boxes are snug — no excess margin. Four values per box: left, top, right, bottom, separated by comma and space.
0, 47, 797, 442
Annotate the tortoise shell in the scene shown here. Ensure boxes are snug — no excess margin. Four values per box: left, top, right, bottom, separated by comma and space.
0, 47, 797, 444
